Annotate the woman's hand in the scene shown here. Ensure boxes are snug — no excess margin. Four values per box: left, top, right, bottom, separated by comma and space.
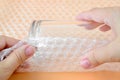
0, 35, 36, 80
77, 7, 120, 69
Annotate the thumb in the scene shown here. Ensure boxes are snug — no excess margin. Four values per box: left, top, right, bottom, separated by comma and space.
80, 40, 120, 69
4, 44, 36, 71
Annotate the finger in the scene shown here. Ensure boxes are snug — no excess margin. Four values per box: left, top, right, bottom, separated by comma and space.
80, 41, 120, 69
3, 44, 36, 72
99, 25, 111, 32
80, 46, 110, 69
0, 35, 19, 50
79, 21, 102, 30
76, 8, 108, 24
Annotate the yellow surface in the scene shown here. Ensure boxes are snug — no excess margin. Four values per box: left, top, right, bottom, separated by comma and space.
9, 71, 120, 80
0, 0, 120, 80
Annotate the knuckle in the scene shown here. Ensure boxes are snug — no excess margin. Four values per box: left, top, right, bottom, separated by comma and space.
14, 51, 24, 64
91, 50, 100, 65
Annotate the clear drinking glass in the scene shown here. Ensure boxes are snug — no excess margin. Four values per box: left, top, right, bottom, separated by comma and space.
16, 20, 112, 72
0, 20, 113, 72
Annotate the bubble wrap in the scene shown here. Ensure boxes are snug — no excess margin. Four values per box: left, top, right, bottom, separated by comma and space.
16, 20, 112, 72
0, 0, 120, 72
16, 37, 108, 72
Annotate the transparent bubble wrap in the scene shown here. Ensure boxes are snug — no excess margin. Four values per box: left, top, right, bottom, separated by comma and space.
18, 38, 108, 72
16, 21, 113, 72
0, 0, 120, 72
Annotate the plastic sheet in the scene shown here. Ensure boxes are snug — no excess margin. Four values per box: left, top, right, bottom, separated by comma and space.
16, 20, 110, 72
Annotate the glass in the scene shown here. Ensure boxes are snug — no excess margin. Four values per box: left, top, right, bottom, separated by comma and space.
0, 20, 111, 72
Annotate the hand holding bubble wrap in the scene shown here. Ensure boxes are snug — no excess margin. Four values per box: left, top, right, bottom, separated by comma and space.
0, 20, 114, 72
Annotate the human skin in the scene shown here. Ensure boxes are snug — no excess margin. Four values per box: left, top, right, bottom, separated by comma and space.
0, 35, 36, 80
77, 7, 120, 69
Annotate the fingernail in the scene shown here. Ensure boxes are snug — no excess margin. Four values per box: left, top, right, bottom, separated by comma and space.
25, 45, 36, 57
80, 59, 91, 69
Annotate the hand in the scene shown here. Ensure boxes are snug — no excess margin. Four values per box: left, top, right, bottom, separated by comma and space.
0, 35, 36, 80
77, 7, 120, 69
